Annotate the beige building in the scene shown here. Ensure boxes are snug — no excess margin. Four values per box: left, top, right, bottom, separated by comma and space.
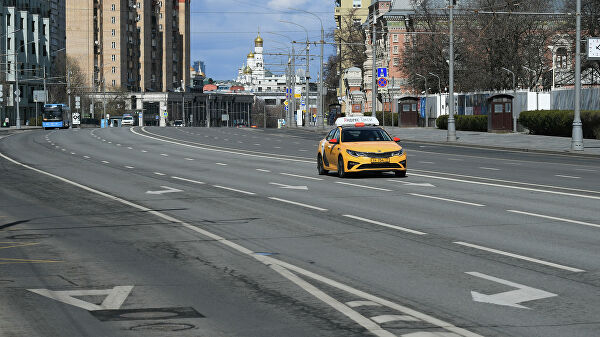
66, 0, 191, 93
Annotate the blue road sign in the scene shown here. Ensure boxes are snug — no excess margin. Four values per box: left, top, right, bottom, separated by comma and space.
377, 67, 388, 78
378, 78, 388, 88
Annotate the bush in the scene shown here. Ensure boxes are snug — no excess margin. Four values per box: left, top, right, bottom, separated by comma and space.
518, 110, 600, 139
364, 111, 398, 126
436, 114, 488, 132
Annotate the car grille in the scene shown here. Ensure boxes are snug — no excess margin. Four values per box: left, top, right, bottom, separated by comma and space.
363, 152, 396, 158
358, 163, 402, 169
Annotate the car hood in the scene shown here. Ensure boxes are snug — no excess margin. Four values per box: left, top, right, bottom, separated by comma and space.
343, 142, 402, 152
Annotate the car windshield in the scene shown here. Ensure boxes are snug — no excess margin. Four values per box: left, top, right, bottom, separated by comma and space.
341, 128, 392, 142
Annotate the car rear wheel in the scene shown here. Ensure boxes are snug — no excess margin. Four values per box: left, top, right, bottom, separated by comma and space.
337, 156, 347, 178
395, 170, 406, 177
317, 154, 327, 175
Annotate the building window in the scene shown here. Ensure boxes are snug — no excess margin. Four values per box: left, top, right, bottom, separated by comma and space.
111, 41, 116, 49
7, 38, 10, 50
31, 44, 36, 54
20, 18, 24, 29
43, 46, 47, 56
112, 54, 116, 61
111, 29, 116, 36
20, 41, 24, 52
111, 4, 116, 11
32, 21, 35, 32
111, 17, 116, 24
393, 57, 399, 66
556, 48, 568, 69
393, 45, 398, 54
393, 34, 398, 42
112, 80, 116, 86
7, 14, 11, 26
111, 67, 116, 73
6, 61, 11, 74
42, 24, 46, 35
353, 0, 361, 7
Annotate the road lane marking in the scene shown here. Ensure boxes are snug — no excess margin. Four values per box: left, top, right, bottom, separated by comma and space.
479, 167, 500, 171
448, 158, 463, 161
153, 172, 165, 176
346, 300, 382, 308
575, 168, 596, 172
336, 182, 392, 192
256, 169, 271, 172
507, 210, 600, 229
125, 166, 134, 169
70, 152, 76, 155
107, 141, 112, 144
127, 147, 133, 149
215, 162, 228, 166
0, 258, 62, 265
409, 193, 485, 207
269, 182, 308, 190
409, 172, 600, 200
343, 215, 426, 235
418, 161, 434, 164
268, 197, 327, 211
280, 173, 323, 181
101, 161, 110, 164
28, 286, 134, 311
299, 149, 308, 152
0, 151, 480, 337
213, 185, 255, 195
160, 153, 169, 157
554, 174, 580, 179
172, 176, 205, 185
84, 156, 90, 159
371, 315, 420, 323
184, 158, 195, 161
141, 150, 148, 153
146, 186, 183, 195
454, 241, 585, 273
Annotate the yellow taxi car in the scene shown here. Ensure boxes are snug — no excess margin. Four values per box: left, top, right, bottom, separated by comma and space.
317, 117, 407, 178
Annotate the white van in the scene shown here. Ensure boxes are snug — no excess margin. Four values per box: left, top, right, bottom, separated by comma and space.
122, 115, 134, 126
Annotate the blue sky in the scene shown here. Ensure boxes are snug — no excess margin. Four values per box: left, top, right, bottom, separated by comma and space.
190, 0, 337, 81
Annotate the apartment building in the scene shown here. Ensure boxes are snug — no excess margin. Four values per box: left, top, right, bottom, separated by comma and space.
66, 0, 191, 93
0, 0, 53, 125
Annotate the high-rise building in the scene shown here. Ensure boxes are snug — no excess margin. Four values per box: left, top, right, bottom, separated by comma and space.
0, 0, 53, 125
66, 0, 191, 93
193, 60, 205, 75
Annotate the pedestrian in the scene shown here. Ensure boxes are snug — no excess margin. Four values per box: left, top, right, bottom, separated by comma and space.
3, 117, 9, 127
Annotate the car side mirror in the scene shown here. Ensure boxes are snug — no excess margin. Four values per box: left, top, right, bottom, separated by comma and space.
393, 137, 401, 142
329, 138, 338, 144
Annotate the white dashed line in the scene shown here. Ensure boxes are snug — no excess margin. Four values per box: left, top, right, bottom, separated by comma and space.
215, 162, 228, 166
575, 168, 596, 172
555, 175, 580, 179
418, 161, 434, 164
256, 169, 271, 173
160, 153, 169, 157
101, 161, 110, 164
410, 193, 485, 207
454, 241, 585, 273
125, 166, 135, 169
268, 197, 327, 211
507, 210, 600, 229
71, 152, 76, 155
127, 147, 133, 150
172, 176, 205, 185
154, 172, 166, 176
336, 182, 392, 192
479, 167, 500, 171
141, 150, 148, 153
448, 158, 463, 161
84, 156, 90, 159
213, 185, 255, 195
343, 215, 426, 235
184, 158, 194, 161
280, 173, 323, 181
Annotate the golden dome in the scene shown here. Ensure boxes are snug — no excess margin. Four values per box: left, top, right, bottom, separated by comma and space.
247, 51, 255, 58
243, 66, 253, 75
254, 33, 263, 46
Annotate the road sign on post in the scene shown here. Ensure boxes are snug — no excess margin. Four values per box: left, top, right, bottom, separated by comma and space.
377, 78, 388, 88
377, 68, 388, 78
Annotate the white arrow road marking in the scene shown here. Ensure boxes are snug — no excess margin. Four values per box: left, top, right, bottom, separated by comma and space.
269, 182, 308, 190
146, 186, 183, 195
28, 286, 133, 311
466, 272, 557, 309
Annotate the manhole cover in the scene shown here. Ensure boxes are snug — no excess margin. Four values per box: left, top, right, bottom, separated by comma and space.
130, 323, 195, 332
91, 307, 204, 322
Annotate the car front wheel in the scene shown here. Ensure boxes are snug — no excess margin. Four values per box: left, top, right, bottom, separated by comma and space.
317, 154, 327, 175
337, 156, 347, 178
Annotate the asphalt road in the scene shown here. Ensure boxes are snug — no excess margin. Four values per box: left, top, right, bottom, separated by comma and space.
0, 126, 599, 337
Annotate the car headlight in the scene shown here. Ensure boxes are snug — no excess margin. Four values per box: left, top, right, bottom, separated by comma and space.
346, 149, 368, 157
391, 149, 404, 156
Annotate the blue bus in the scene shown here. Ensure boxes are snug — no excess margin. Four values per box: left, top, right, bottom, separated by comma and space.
42, 104, 71, 129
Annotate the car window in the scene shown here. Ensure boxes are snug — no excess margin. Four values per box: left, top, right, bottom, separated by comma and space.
326, 129, 336, 140
332, 128, 340, 140
341, 129, 392, 142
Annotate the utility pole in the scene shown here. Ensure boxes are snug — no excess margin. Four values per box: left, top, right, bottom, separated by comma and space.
305, 39, 310, 127
67, 70, 72, 128
319, 23, 324, 129
572, 0, 584, 151
447, 0, 456, 141
371, 9, 377, 119
291, 44, 296, 127
15, 67, 20, 129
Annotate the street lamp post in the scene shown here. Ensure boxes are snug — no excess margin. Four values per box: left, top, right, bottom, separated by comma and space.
501, 67, 517, 132
447, 0, 456, 141
572, 0, 584, 151
280, 20, 310, 127
265, 32, 296, 127
416, 73, 428, 126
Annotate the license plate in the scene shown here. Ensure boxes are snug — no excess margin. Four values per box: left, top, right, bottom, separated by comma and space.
371, 158, 389, 163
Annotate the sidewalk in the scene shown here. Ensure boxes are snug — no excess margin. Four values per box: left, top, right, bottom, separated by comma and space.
383, 127, 600, 157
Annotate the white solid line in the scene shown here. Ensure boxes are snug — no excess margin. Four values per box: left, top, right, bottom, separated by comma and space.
410, 193, 485, 207
336, 182, 392, 192
343, 215, 427, 235
215, 162, 228, 166
268, 197, 327, 211
507, 210, 600, 229
101, 160, 110, 164
213, 185, 255, 195
172, 176, 205, 185
0, 151, 480, 337
454, 241, 585, 273
256, 169, 271, 172
555, 174, 580, 179
160, 153, 169, 156
410, 172, 600, 201
154, 172, 165, 176
371, 315, 419, 323
346, 300, 382, 308
280, 173, 323, 181
479, 167, 500, 171
184, 158, 194, 161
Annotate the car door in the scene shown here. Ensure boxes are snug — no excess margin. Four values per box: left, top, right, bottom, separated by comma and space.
321, 128, 336, 167
324, 128, 341, 167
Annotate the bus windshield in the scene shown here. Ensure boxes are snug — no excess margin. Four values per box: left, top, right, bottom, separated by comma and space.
42, 108, 63, 120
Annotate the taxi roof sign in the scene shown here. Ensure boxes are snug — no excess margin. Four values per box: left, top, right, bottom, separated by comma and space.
335, 116, 379, 127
